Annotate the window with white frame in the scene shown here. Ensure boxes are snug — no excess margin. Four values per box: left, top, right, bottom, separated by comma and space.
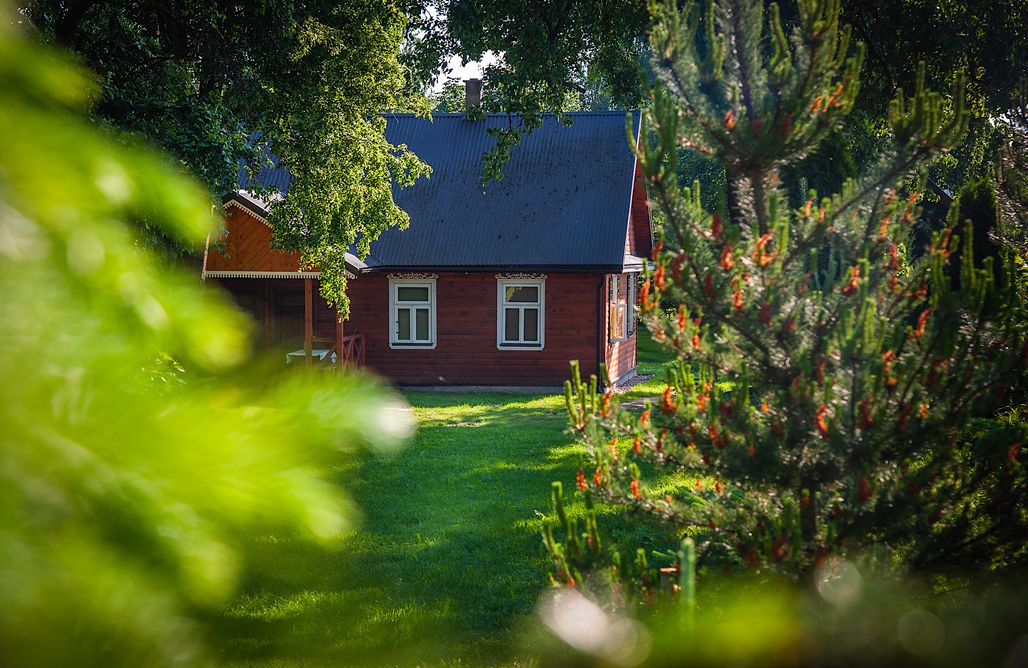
609, 274, 628, 342
497, 279, 544, 349
389, 278, 436, 348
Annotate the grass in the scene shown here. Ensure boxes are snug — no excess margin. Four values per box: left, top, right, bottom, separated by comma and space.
625, 332, 676, 399
215, 391, 578, 666
215, 341, 676, 666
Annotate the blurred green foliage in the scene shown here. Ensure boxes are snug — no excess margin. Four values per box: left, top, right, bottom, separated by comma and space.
0, 14, 408, 667
530, 567, 1028, 667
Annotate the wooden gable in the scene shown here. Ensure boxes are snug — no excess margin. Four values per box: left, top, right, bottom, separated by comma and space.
205, 203, 302, 274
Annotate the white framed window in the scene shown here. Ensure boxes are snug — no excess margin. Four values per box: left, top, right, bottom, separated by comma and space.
497, 279, 544, 350
610, 274, 628, 342
389, 278, 436, 348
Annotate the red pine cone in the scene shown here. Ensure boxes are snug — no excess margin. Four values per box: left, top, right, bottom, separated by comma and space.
858, 476, 871, 504
720, 245, 735, 270
661, 386, 675, 414
841, 265, 860, 296
815, 405, 830, 437
711, 212, 723, 238
759, 302, 772, 325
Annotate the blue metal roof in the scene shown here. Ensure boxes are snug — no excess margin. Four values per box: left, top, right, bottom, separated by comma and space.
236, 111, 642, 272
236, 148, 291, 199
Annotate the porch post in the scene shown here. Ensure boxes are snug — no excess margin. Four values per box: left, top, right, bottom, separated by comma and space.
262, 280, 271, 343
336, 313, 344, 368
304, 278, 313, 366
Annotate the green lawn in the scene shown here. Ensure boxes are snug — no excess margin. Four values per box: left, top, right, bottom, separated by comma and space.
629, 332, 676, 397
216, 341, 675, 666
215, 391, 577, 666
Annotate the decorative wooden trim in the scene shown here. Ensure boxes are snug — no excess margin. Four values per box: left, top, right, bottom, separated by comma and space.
223, 198, 269, 224
204, 271, 321, 279
495, 273, 547, 280
387, 272, 438, 280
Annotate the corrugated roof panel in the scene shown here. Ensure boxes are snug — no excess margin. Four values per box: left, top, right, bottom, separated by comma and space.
237, 152, 292, 196
376, 112, 640, 269
236, 111, 641, 270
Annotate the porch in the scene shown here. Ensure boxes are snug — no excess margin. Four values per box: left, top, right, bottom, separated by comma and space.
205, 274, 364, 370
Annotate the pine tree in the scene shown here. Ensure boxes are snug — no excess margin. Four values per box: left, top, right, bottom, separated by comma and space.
546, 0, 1027, 601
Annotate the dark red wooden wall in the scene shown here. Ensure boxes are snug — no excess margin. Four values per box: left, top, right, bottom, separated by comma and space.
625, 161, 654, 259
346, 272, 603, 386
208, 277, 336, 349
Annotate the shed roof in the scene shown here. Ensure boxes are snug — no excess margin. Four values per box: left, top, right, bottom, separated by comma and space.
235, 111, 642, 272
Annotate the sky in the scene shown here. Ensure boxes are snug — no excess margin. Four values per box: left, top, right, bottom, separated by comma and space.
433, 52, 499, 92
421, 3, 499, 93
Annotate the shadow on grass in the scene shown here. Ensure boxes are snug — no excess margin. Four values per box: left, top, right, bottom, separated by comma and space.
211, 392, 582, 666
211, 341, 683, 667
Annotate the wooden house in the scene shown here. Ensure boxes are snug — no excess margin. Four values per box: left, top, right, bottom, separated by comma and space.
204, 110, 653, 387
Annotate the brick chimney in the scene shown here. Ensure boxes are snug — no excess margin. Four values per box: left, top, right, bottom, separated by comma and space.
464, 78, 483, 113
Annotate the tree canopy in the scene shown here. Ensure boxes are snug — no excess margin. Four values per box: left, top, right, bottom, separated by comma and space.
406, 0, 650, 110
22, 0, 431, 313
411, 0, 1024, 190
19, 0, 1025, 309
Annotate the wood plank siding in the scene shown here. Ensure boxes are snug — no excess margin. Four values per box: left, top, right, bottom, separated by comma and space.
206, 206, 301, 273
625, 161, 654, 259
346, 272, 603, 386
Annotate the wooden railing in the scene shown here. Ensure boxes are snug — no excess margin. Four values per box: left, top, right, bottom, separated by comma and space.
336, 334, 365, 369
312, 334, 365, 370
